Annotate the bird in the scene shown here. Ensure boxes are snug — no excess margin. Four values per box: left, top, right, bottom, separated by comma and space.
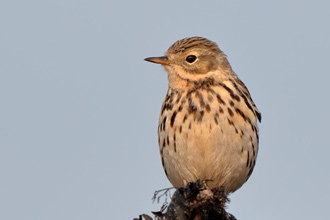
144, 37, 261, 194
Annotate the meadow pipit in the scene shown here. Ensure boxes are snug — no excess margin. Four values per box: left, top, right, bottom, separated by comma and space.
145, 37, 261, 194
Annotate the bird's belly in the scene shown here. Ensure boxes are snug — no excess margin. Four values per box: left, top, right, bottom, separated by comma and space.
159, 110, 258, 193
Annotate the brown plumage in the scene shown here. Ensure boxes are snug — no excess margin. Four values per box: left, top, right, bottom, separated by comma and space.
145, 37, 261, 194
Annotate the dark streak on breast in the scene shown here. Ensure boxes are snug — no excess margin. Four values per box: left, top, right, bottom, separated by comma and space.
173, 133, 176, 152
170, 111, 177, 127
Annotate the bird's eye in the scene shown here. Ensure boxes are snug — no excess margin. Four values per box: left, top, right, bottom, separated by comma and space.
186, 55, 197, 63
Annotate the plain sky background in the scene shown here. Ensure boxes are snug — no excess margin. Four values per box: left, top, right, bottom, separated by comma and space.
1, 0, 330, 219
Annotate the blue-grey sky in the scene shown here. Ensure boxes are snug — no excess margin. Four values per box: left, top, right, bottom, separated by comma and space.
1, 1, 330, 219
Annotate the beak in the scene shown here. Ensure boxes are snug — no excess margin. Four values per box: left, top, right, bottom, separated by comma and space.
144, 56, 171, 65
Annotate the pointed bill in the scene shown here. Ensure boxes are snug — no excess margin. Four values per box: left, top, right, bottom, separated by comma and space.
144, 56, 171, 65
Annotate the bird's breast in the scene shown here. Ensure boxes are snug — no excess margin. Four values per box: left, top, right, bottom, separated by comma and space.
158, 83, 259, 191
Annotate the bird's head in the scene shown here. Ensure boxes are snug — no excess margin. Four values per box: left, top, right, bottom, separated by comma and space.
145, 37, 234, 90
